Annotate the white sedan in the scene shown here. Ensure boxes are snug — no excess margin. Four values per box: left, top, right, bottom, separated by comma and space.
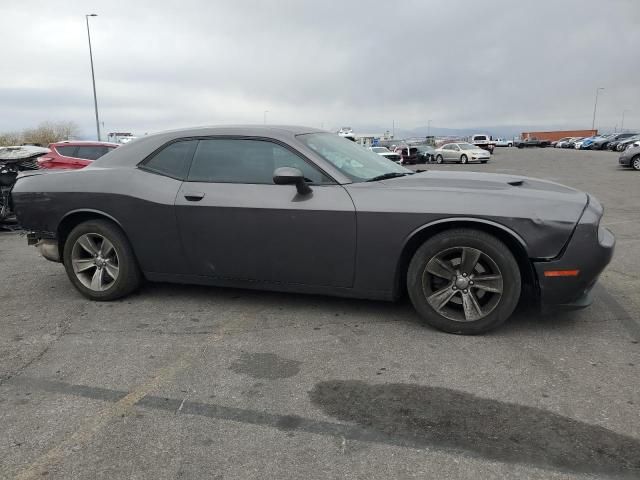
369, 146, 402, 163
434, 143, 491, 164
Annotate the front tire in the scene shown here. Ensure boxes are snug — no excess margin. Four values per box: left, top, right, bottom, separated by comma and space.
407, 229, 521, 334
632, 155, 640, 171
460, 154, 468, 164
63, 219, 142, 301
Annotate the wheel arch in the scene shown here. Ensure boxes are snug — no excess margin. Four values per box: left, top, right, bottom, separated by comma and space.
393, 218, 538, 303
56, 209, 127, 259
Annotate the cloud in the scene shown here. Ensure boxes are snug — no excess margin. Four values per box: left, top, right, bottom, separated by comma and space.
1, 0, 639, 138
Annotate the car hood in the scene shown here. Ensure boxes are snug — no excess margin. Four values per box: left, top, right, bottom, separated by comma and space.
347, 170, 590, 259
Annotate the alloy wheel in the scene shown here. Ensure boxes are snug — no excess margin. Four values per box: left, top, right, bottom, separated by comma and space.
633, 157, 640, 171
71, 233, 119, 291
421, 246, 503, 322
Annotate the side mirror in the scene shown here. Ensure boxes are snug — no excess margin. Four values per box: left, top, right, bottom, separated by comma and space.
273, 167, 312, 195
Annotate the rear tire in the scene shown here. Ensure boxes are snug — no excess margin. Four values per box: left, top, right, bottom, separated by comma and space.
63, 219, 142, 301
436, 155, 443, 164
407, 229, 521, 334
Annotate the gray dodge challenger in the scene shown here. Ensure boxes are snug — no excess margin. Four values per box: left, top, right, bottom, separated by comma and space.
11, 126, 615, 334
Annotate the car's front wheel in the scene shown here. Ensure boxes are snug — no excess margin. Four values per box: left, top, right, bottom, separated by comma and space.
435, 155, 443, 164
460, 154, 468, 164
407, 229, 521, 334
632, 155, 640, 171
63, 219, 142, 301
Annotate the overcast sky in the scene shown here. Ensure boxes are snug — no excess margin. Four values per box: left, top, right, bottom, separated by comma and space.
2, 0, 639, 138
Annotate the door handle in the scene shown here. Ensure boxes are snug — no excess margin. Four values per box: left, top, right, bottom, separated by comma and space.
184, 192, 205, 201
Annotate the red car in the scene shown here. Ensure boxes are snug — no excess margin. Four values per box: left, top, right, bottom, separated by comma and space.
38, 141, 119, 170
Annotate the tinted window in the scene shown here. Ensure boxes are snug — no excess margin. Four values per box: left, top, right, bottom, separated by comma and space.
187, 139, 332, 184
75, 146, 110, 160
55, 146, 77, 157
143, 140, 197, 179
474, 136, 486, 141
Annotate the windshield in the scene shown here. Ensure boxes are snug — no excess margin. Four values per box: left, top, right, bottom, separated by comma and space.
458, 143, 477, 150
298, 133, 411, 182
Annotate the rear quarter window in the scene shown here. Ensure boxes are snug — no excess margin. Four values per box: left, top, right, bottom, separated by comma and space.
55, 146, 78, 157
141, 140, 198, 179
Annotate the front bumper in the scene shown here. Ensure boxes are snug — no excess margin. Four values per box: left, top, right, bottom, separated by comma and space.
618, 155, 632, 167
533, 196, 615, 308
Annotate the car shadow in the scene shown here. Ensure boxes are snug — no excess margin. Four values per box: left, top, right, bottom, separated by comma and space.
135, 282, 587, 337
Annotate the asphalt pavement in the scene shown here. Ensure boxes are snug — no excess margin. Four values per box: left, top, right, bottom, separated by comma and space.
1, 147, 639, 479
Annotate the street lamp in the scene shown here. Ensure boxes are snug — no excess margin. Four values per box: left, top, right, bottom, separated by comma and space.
427, 119, 432, 137
263, 110, 269, 124
85, 14, 101, 141
621, 109, 631, 132
591, 87, 604, 131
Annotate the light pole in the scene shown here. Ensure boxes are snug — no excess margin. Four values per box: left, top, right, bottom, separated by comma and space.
427, 119, 432, 137
591, 87, 604, 131
263, 110, 269, 124
85, 14, 101, 141
621, 109, 631, 132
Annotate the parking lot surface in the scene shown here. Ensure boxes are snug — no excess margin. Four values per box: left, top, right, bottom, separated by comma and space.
1, 147, 639, 479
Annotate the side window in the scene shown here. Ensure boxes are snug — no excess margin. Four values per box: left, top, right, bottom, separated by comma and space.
142, 140, 197, 179
187, 139, 332, 184
55, 146, 77, 157
76, 146, 110, 160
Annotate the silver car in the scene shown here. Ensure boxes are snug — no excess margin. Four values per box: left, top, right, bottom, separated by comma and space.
434, 143, 490, 164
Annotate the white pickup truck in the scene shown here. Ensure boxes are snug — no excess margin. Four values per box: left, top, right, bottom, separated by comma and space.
470, 134, 496, 153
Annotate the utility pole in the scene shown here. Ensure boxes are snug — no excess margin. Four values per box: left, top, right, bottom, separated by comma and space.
591, 87, 604, 131
85, 14, 101, 141
621, 109, 630, 132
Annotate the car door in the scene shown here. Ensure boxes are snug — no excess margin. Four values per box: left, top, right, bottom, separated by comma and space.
175, 137, 357, 287
450, 144, 462, 160
443, 144, 455, 161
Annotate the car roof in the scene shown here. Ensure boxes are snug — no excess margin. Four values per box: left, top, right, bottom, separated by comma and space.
51, 140, 120, 147
89, 125, 330, 169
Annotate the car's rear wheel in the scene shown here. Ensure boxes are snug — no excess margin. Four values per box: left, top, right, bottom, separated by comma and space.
436, 155, 443, 164
460, 154, 468, 164
63, 220, 142, 301
632, 156, 640, 171
407, 229, 521, 334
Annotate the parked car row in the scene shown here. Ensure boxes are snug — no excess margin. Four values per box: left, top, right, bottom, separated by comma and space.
553, 133, 639, 151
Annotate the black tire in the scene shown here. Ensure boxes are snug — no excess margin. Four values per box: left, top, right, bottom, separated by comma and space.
508, 143, 513, 147
407, 229, 521, 335
435, 155, 443, 164
632, 155, 640, 171
63, 219, 142, 301
460, 154, 468, 164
